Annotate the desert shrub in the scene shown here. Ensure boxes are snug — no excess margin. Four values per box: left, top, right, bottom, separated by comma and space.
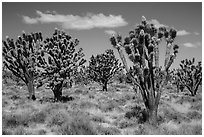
96, 126, 121, 135
113, 84, 128, 89
10, 94, 21, 100
91, 115, 107, 123
162, 108, 190, 123
133, 121, 202, 135
114, 97, 127, 106
125, 105, 147, 123
37, 129, 47, 135
30, 110, 47, 123
186, 111, 202, 120
2, 69, 23, 85
79, 100, 98, 109
2, 128, 13, 135
176, 95, 201, 104
88, 93, 95, 99
74, 89, 84, 94
73, 65, 91, 86
114, 69, 126, 84
46, 110, 69, 127
14, 126, 30, 135
118, 119, 136, 129
2, 112, 30, 128
190, 103, 202, 111
55, 112, 97, 135
99, 100, 118, 112
2, 108, 47, 129
177, 124, 202, 135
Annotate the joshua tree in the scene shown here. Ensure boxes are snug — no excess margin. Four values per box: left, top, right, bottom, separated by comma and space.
88, 49, 121, 91
73, 65, 90, 86
169, 69, 185, 93
2, 31, 43, 100
110, 16, 179, 125
114, 69, 126, 83
37, 29, 86, 101
177, 58, 202, 96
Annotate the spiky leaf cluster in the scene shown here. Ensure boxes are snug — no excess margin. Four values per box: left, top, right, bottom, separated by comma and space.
110, 16, 179, 84
37, 29, 86, 90
177, 58, 202, 95
2, 31, 43, 84
88, 49, 121, 85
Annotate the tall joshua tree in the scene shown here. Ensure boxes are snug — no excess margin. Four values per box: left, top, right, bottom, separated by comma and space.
88, 49, 121, 91
177, 58, 202, 96
37, 29, 86, 101
2, 31, 43, 100
110, 16, 179, 125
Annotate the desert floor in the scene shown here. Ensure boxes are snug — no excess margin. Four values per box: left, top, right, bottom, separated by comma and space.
2, 81, 202, 135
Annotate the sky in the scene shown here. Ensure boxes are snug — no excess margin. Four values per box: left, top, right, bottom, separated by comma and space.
2, 2, 202, 69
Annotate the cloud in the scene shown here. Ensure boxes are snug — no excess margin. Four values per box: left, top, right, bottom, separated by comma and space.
104, 30, 117, 36
22, 10, 128, 30
183, 42, 201, 48
183, 43, 196, 48
23, 16, 38, 24
147, 19, 168, 28
194, 32, 200, 35
177, 30, 191, 36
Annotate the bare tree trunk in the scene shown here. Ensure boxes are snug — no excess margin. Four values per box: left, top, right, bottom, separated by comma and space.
147, 107, 158, 125
53, 82, 63, 101
27, 78, 36, 100
102, 81, 108, 91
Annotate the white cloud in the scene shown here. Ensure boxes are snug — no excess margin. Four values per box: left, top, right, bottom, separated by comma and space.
177, 30, 191, 36
183, 43, 196, 48
22, 16, 38, 24
104, 30, 117, 36
183, 42, 201, 48
147, 19, 168, 28
194, 32, 200, 35
22, 10, 128, 30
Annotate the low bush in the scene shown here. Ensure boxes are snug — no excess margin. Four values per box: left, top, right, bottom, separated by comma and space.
46, 110, 69, 127
186, 111, 202, 120
56, 111, 97, 135
125, 105, 147, 123
96, 126, 121, 135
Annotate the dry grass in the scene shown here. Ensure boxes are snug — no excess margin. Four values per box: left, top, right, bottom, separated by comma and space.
2, 82, 202, 135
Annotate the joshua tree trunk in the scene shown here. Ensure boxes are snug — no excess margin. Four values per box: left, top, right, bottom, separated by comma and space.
147, 106, 158, 125
26, 78, 36, 100
53, 82, 63, 101
102, 81, 108, 91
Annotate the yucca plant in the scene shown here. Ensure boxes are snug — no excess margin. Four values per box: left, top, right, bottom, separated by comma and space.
88, 49, 122, 91
110, 16, 179, 125
73, 65, 90, 86
177, 58, 202, 96
2, 31, 43, 100
37, 28, 86, 101
114, 69, 126, 83
169, 69, 185, 93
